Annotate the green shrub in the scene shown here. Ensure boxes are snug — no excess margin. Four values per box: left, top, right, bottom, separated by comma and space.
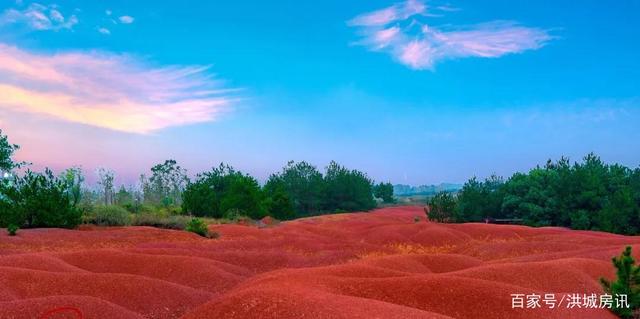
131, 213, 189, 230
7, 224, 18, 236
0, 169, 81, 228
428, 192, 457, 222
122, 202, 155, 214
185, 218, 209, 237
601, 246, 640, 318
223, 208, 243, 221
88, 205, 131, 226
373, 182, 395, 203
261, 184, 295, 220
182, 164, 264, 219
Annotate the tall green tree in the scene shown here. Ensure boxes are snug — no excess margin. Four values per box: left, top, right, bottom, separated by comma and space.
265, 161, 324, 216
182, 163, 264, 219
374, 182, 395, 203
323, 161, 375, 212
143, 159, 188, 206
455, 175, 504, 222
262, 177, 295, 220
427, 191, 456, 222
60, 167, 84, 207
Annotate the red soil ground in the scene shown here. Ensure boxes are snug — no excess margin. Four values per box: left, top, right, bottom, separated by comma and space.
0, 206, 635, 318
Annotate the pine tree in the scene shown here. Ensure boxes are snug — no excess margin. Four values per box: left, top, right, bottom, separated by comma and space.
601, 246, 640, 318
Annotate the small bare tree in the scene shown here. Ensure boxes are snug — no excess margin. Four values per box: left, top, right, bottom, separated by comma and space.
96, 167, 115, 205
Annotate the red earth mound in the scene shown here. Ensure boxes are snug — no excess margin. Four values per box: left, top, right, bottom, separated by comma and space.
0, 206, 637, 318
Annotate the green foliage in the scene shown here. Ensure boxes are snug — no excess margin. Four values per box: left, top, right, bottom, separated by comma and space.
265, 161, 324, 215
0, 129, 25, 172
427, 191, 456, 222
261, 182, 296, 220
131, 213, 190, 230
0, 169, 81, 228
451, 153, 640, 235
322, 161, 376, 212
263, 160, 376, 219
60, 167, 84, 207
455, 175, 505, 222
569, 210, 591, 230
186, 218, 209, 237
182, 164, 264, 219
142, 160, 189, 206
87, 205, 131, 226
601, 246, 640, 318
114, 185, 134, 207
7, 223, 18, 236
373, 182, 395, 203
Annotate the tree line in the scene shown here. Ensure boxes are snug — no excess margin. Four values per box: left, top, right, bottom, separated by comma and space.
429, 153, 640, 235
0, 129, 395, 229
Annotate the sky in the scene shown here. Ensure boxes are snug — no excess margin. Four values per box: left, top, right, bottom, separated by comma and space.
0, 0, 638, 186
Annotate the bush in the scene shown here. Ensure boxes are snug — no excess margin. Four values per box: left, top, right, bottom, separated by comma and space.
186, 218, 209, 237
374, 182, 395, 203
122, 202, 155, 214
88, 205, 131, 226
182, 164, 264, 219
264, 161, 324, 216
261, 183, 295, 220
323, 161, 376, 212
428, 192, 457, 222
0, 169, 81, 228
601, 246, 640, 318
131, 213, 190, 230
7, 223, 18, 236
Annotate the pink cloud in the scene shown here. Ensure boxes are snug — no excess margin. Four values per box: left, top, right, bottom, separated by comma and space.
428, 22, 551, 58
0, 44, 238, 134
398, 40, 435, 69
349, 1, 553, 70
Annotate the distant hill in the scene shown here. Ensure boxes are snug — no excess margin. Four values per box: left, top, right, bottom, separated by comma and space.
393, 183, 462, 196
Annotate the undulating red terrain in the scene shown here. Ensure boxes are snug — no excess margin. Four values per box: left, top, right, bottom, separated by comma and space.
0, 206, 635, 318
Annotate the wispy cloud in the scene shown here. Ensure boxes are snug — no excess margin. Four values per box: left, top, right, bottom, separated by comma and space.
0, 2, 78, 31
97, 27, 110, 35
0, 44, 239, 134
349, 0, 426, 26
348, 0, 553, 70
118, 15, 134, 24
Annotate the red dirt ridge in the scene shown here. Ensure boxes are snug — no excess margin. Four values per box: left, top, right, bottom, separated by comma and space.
0, 206, 635, 318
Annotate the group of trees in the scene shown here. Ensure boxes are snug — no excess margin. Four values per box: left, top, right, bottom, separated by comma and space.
182, 160, 381, 220
429, 153, 640, 235
0, 129, 392, 229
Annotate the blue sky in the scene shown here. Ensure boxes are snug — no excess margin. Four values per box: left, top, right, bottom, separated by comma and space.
0, 0, 638, 185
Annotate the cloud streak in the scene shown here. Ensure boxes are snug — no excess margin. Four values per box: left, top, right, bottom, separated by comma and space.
348, 0, 553, 69
0, 3, 78, 31
0, 44, 238, 134
118, 15, 134, 24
